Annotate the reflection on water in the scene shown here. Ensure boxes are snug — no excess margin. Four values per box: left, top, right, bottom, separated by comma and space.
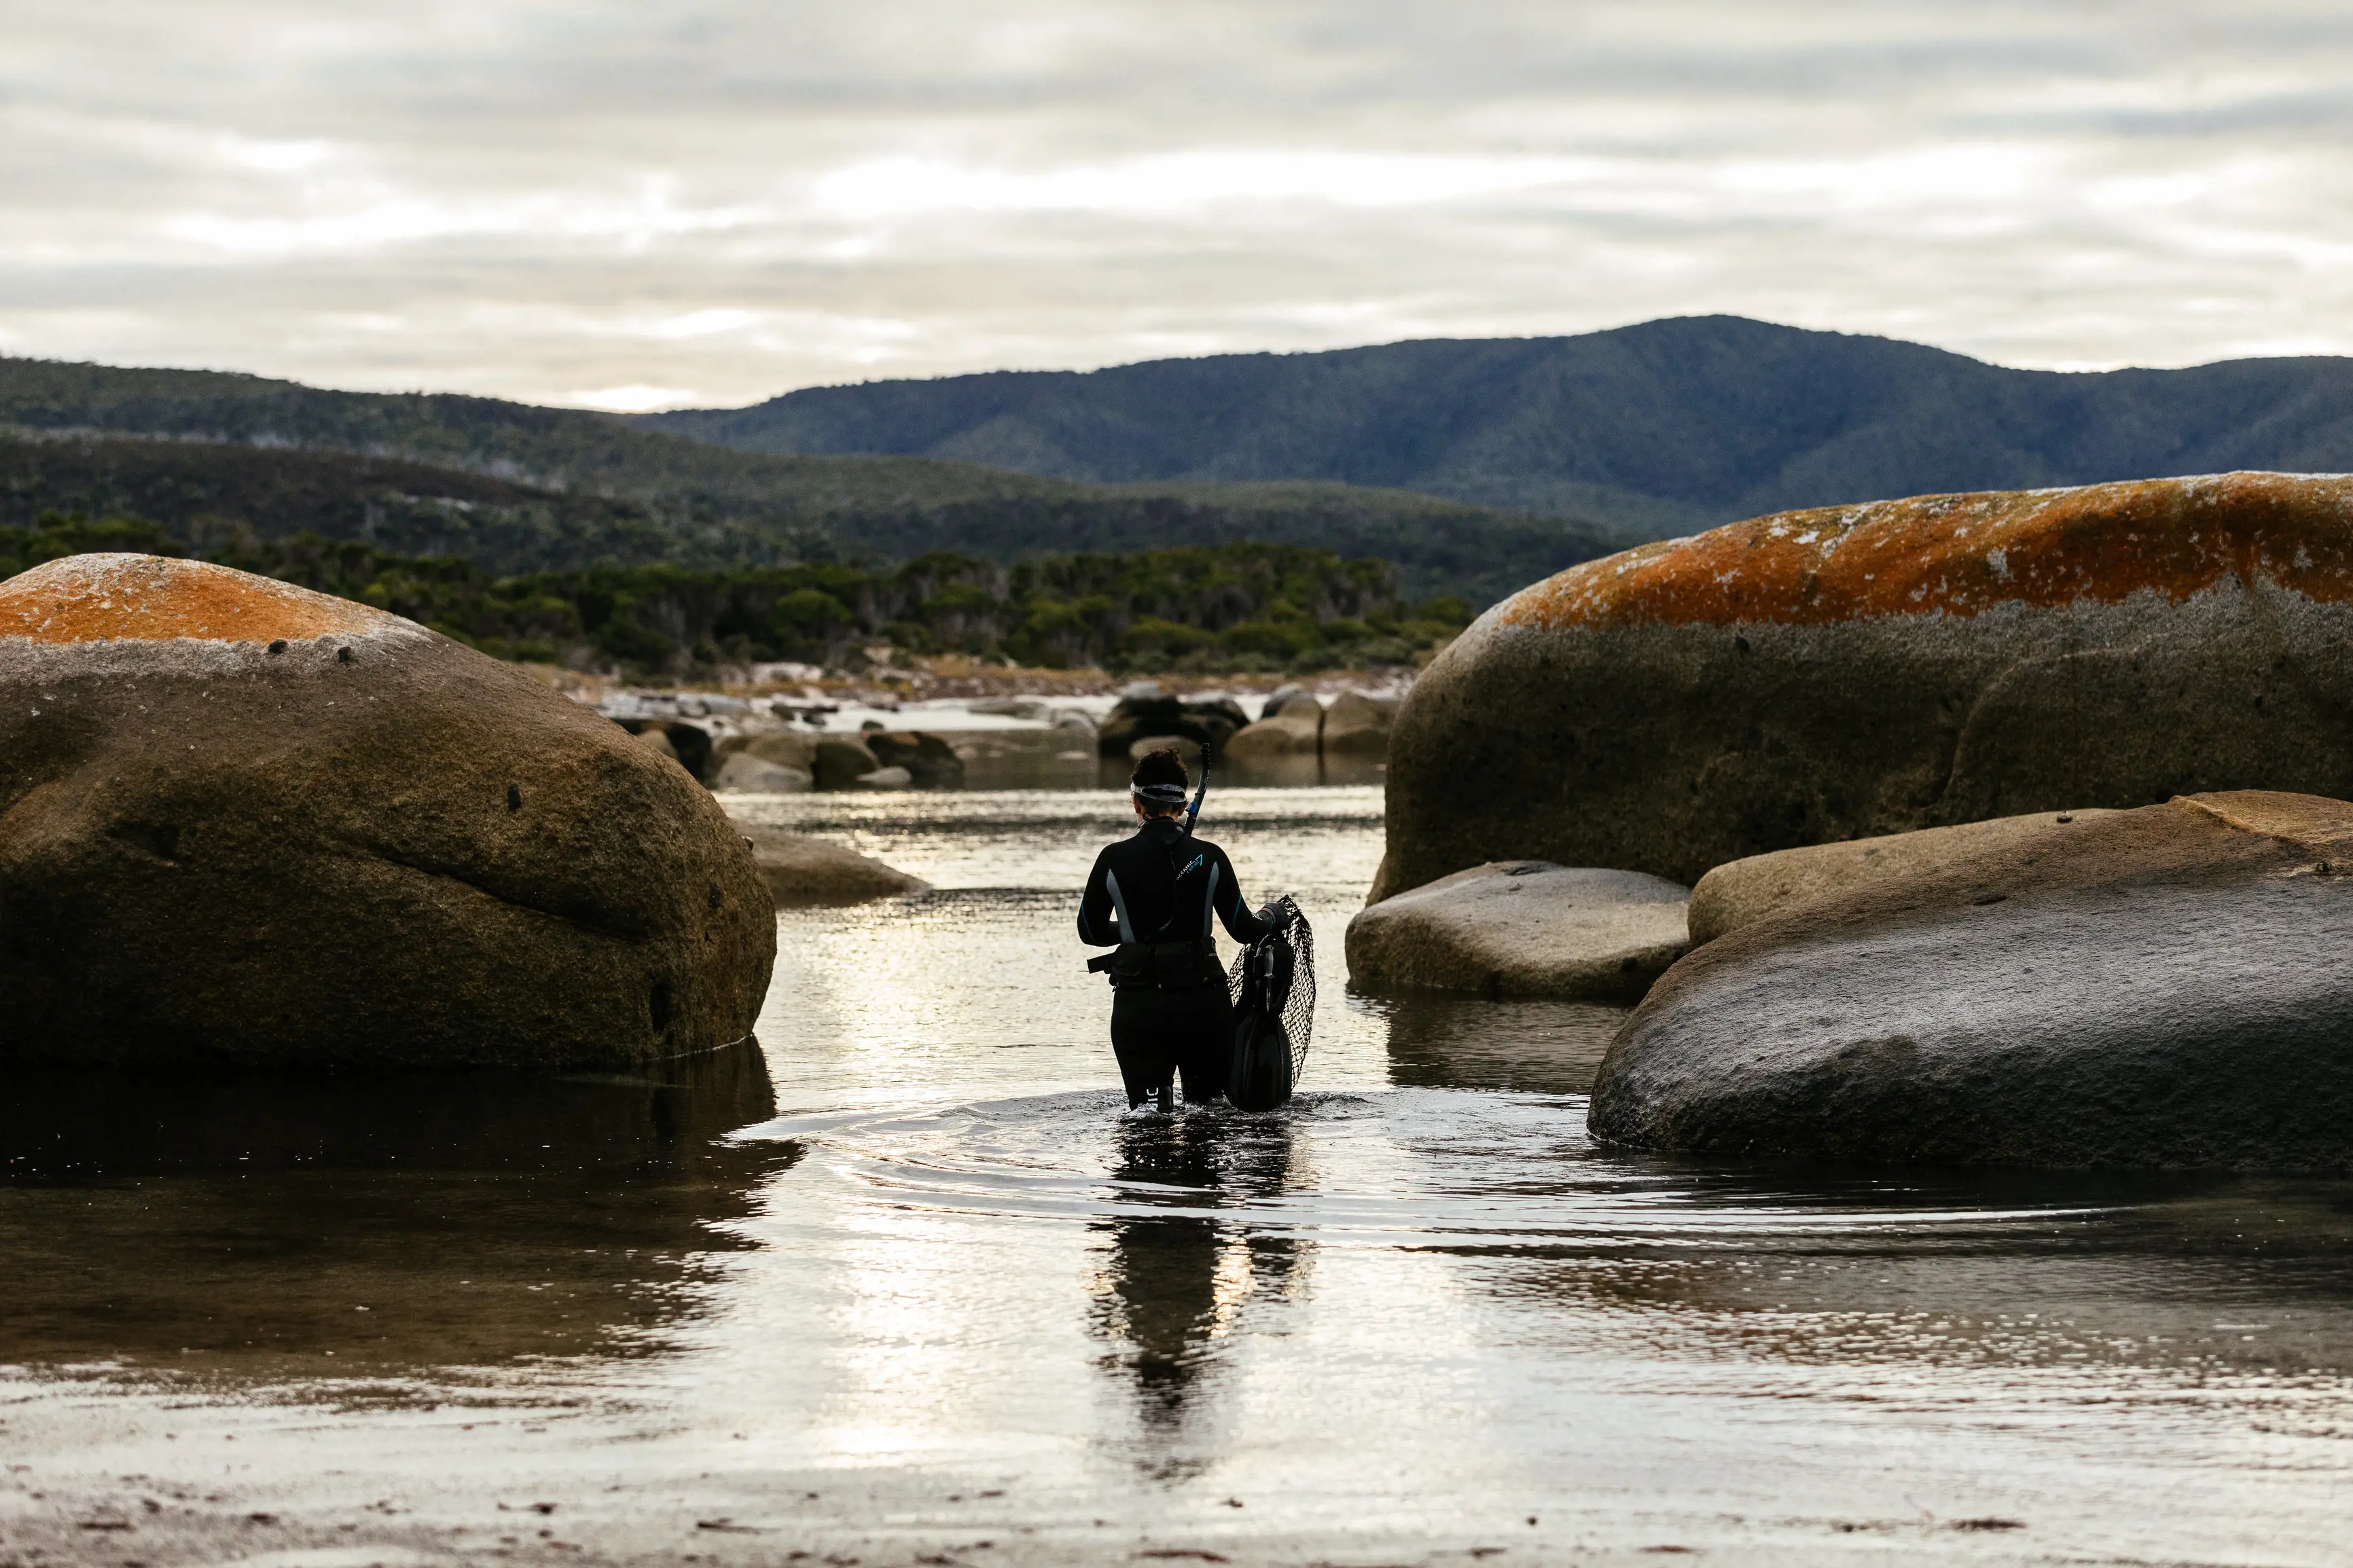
1092, 1116, 1301, 1451
1376, 991, 1630, 1094
6, 784, 2353, 1563
0, 1042, 789, 1376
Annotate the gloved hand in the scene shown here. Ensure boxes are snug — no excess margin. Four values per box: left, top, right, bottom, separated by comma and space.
1257, 900, 1292, 930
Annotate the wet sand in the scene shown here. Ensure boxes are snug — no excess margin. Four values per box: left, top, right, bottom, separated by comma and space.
5, 786, 2352, 1565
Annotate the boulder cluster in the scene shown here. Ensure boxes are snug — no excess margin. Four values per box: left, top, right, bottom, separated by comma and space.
1354, 472, 2353, 1170
1095, 688, 1250, 761
1225, 689, 1397, 762
1092, 684, 1400, 765
703, 727, 966, 792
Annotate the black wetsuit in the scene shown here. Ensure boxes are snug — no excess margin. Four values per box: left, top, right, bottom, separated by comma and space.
1077, 816, 1272, 1107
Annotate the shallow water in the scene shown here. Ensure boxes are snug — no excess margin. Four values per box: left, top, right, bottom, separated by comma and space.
5, 786, 2353, 1565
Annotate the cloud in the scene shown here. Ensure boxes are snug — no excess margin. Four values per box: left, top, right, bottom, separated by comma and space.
1, 0, 2349, 407
571, 384, 704, 412
813, 151, 1600, 217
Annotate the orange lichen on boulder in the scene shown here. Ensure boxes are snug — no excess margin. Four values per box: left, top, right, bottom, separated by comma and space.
1498, 472, 2353, 632
0, 553, 394, 646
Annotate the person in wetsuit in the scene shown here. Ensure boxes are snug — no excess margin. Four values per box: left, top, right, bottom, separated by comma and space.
1077, 747, 1278, 1114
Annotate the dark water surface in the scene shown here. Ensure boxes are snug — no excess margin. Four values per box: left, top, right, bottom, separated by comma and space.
5, 786, 2352, 1565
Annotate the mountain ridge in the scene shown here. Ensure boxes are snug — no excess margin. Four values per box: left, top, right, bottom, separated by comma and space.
0, 354, 1608, 603
639, 315, 2353, 538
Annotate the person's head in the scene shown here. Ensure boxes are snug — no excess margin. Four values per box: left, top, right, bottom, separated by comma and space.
1130, 746, 1190, 822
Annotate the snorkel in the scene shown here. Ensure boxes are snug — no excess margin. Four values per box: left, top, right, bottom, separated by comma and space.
1183, 750, 1210, 837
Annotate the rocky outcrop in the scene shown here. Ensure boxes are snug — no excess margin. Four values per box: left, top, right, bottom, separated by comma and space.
733, 822, 930, 906
1097, 691, 1249, 761
1591, 790, 2353, 1170
1377, 473, 2353, 898
1687, 809, 2116, 945
0, 554, 774, 1072
1346, 861, 1689, 1002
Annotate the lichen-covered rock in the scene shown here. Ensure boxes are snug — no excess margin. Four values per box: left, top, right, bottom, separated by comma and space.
0, 554, 774, 1072
734, 822, 930, 906
1378, 473, 2353, 898
1591, 790, 2353, 1170
1687, 809, 2117, 945
1346, 860, 1689, 1001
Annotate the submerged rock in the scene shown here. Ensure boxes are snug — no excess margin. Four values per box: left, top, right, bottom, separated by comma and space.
0, 555, 774, 1072
1591, 790, 2353, 1170
1378, 473, 2353, 898
1346, 860, 1689, 1002
1687, 809, 2117, 945
735, 821, 930, 906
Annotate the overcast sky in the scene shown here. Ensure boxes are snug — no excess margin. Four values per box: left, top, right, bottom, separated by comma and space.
5, 1, 2350, 411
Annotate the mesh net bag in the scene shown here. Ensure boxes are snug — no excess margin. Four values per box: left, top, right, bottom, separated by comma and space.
1224, 895, 1315, 1111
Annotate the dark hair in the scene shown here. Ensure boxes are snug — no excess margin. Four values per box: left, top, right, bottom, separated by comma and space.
1130, 746, 1191, 814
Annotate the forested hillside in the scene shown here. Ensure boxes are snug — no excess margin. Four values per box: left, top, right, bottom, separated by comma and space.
643, 315, 2353, 539
0, 359, 1607, 603
1, 513, 1461, 676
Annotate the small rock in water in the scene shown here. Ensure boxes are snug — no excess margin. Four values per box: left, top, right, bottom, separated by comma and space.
1320, 690, 1395, 756
711, 752, 814, 794
733, 820, 929, 907
1347, 860, 1689, 1002
812, 738, 881, 789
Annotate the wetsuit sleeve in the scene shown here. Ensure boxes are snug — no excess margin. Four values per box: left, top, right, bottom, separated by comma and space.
1208, 844, 1273, 944
1077, 846, 1120, 946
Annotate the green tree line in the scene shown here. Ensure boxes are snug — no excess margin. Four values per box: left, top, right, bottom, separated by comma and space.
1, 513, 1469, 676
